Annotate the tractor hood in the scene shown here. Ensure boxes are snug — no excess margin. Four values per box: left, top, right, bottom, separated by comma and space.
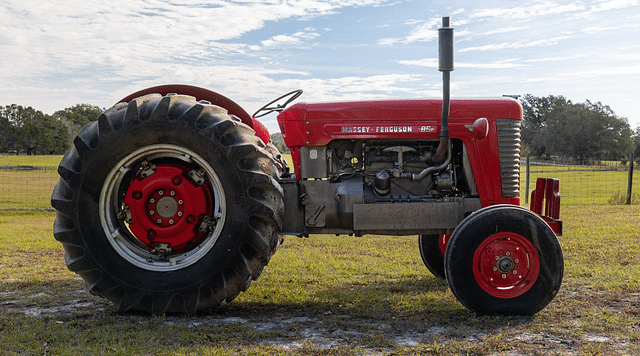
277, 98, 522, 147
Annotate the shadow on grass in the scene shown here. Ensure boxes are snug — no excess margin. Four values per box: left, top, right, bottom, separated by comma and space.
1, 276, 534, 336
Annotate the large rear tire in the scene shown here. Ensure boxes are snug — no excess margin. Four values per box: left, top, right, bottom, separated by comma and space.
444, 205, 563, 315
51, 94, 283, 315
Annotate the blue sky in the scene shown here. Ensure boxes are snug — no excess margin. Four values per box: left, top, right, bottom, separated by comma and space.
1, 0, 639, 133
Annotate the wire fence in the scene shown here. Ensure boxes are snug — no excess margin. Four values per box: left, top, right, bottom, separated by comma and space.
0, 166, 58, 210
1, 160, 639, 210
521, 159, 640, 205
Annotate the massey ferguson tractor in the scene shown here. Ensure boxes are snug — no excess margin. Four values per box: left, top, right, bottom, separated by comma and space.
51, 18, 563, 315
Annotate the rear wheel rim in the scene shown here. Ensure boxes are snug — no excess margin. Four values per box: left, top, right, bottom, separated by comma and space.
99, 144, 226, 272
472, 231, 540, 298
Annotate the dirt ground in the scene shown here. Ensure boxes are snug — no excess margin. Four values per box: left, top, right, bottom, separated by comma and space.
3, 285, 640, 355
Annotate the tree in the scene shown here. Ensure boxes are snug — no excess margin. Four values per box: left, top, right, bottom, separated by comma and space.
0, 104, 69, 155
521, 95, 632, 163
270, 132, 289, 153
0, 106, 20, 152
520, 95, 571, 157
54, 104, 103, 147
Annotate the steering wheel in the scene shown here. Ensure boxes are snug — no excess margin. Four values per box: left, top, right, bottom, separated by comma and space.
252, 89, 303, 118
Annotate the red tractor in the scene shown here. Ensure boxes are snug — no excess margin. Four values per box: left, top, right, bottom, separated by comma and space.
51, 18, 563, 315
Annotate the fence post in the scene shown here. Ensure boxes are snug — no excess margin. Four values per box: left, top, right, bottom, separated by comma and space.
525, 155, 530, 205
627, 153, 634, 205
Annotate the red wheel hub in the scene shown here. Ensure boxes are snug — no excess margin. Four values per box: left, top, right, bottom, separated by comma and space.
123, 161, 214, 253
472, 232, 540, 298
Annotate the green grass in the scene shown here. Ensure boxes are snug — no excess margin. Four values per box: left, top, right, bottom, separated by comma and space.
521, 164, 640, 205
1, 154, 640, 354
0, 154, 63, 167
2, 205, 640, 355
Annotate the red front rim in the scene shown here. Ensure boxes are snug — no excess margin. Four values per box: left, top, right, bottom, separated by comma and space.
123, 161, 214, 253
472, 232, 540, 298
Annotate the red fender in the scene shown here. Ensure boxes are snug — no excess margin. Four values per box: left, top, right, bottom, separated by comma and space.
118, 84, 270, 144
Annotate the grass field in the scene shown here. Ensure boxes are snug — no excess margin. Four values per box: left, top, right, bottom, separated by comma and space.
1, 155, 640, 354
1, 206, 640, 355
0, 155, 62, 209
0, 154, 63, 167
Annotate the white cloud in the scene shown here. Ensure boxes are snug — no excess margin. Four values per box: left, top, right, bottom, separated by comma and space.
397, 58, 527, 69
470, 1, 586, 20
261, 29, 320, 47
378, 17, 441, 45
460, 35, 573, 52
574, 0, 640, 17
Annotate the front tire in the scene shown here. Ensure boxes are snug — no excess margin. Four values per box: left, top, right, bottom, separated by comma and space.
51, 94, 283, 315
444, 205, 563, 315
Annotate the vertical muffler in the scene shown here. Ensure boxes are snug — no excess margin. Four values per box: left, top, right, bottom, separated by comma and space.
434, 16, 454, 163
412, 17, 454, 181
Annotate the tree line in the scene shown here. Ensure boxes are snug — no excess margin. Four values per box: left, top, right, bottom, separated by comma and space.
0, 104, 102, 155
2, 96, 639, 163
521, 94, 639, 164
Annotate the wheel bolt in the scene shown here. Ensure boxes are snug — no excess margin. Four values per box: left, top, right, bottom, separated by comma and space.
178, 212, 183, 217
178, 199, 183, 205
502, 274, 507, 279
149, 210, 155, 215
187, 215, 197, 224
157, 218, 163, 224
170, 191, 176, 196
132, 191, 143, 200
149, 198, 155, 204
158, 190, 164, 195
147, 229, 156, 241
169, 219, 174, 225
172, 175, 183, 186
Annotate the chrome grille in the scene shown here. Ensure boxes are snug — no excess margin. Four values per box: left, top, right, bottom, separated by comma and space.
496, 119, 521, 198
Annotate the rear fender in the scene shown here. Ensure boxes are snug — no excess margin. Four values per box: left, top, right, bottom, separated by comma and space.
118, 85, 270, 144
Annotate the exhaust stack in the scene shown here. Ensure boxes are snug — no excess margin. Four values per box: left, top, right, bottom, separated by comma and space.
434, 16, 454, 163
410, 17, 454, 182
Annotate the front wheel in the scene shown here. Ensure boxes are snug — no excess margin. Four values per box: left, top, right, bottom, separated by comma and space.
444, 205, 563, 315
